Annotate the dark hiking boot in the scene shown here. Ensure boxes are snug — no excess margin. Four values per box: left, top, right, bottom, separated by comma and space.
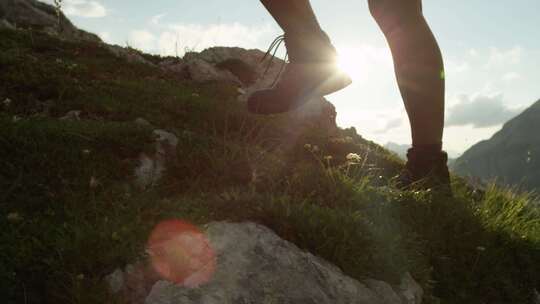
396, 148, 452, 195
248, 31, 352, 115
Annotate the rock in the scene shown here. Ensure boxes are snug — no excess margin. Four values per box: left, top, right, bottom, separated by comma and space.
180, 47, 339, 133
134, 153, 165, 189
0, 0, 101, 42
183, 58, 241, 85
134, 117, 153, 128
2, 98, 12, 107
105, 263, 161, 304
60, 110, 81, 121
144, 222, 421, 304
158, 58, 185, 75
134, 129, 178, 189
0, 18, 15, 29
153, 129, 178, 160
106, 45, 155, 66
106, 269, 125, 294
182, 47, 284, 89
158, 57, 183, 67
398, 272, 423, 304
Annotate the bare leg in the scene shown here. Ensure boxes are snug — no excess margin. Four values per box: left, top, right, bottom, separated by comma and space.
369, 0, 445, 149
260, 0, 322, 34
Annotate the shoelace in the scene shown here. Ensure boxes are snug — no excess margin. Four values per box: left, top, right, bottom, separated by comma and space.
260, 34, 289, 86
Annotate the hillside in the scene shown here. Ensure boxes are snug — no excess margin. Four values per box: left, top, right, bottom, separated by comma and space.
1, 2, 540, 304
453, 99, 540, 192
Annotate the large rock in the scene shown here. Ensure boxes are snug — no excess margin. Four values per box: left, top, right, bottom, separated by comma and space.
175, 47, 340, 133
0, 0, 101, 42
143, 222, 422, 304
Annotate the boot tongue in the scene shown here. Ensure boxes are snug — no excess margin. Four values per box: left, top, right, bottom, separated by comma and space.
284, 31, 338, 63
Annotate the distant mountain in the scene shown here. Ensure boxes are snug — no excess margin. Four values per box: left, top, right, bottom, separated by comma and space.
384, 142, 410, 160
452, 99, 540, 191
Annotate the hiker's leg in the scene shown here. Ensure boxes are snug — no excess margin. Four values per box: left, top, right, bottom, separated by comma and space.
369, 0, 445, 149
260, 0, 322, 34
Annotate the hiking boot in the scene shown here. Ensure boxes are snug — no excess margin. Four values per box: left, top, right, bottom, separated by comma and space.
248, 31, 352, 115
396, 148, 452, 194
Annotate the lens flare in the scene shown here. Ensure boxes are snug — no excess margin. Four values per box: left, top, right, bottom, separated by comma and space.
336, 46, 369, 83
147, 220, 216, 287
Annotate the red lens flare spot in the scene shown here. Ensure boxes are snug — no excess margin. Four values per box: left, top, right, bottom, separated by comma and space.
147, 220, 216, 287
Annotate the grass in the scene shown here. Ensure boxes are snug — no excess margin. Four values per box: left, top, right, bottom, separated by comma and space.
1, 27, 539, 304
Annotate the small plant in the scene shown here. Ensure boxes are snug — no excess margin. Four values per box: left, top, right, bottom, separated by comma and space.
53, 0, 63, 29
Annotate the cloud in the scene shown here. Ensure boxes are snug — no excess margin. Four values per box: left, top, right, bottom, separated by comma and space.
124, 22, 276, 56
128, 30, 156, 50
446, 60, 470, 74
485, 46, 522, 69
446, 94, 521, 128
98, 31, 113, 43
41, 0, 107, 18
156, 23, 275, 56
375, 117, 404, 134
150, 14, 166, 26
502, 72, 521, 81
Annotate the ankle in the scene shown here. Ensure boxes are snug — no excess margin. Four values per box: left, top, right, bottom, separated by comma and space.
284, 31, 337, 63
411, 142, 443, 153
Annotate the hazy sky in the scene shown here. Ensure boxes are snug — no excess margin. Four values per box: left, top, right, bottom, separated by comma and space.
43, 0, 540, 157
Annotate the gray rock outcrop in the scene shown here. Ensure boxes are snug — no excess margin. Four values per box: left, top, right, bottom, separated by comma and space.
163, 47, 340, 134
141, 222, 422, 304
0, 0, 101, 41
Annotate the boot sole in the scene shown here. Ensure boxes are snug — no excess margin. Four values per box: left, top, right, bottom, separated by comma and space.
248, 69, 352, 115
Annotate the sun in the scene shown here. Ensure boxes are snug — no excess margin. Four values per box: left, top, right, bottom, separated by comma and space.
336, 47, 368, 83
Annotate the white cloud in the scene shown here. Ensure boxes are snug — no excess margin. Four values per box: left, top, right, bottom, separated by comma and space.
446, 94, 522, 128
150, 14, 166, 26
156, 23, 275, 56
375, 117, 404, 134
41, 0, 107, 17
98, 31, 113, 43
485, 46, 522, 69
43, 0, 108, 18
128, 30, 157, 51
446, 60, 470, 74
502, 72, 521, 81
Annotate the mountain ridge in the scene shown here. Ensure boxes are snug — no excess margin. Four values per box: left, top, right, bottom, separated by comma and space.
453, 99, 540, 191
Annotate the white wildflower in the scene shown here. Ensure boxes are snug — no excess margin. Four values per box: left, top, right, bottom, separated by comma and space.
89, 176, 99, 189
346, 153, 362, 163
7, 212, 23, 223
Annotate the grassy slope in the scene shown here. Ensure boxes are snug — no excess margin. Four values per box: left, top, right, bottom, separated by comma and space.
1, 28, 539, 304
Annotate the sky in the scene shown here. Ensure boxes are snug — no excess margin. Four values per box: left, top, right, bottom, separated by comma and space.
42, 0, 540, 157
